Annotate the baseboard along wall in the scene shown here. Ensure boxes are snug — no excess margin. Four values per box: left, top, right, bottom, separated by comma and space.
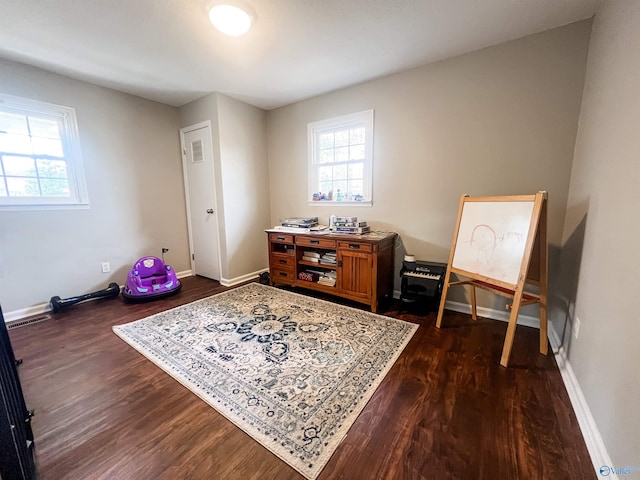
220, 268, 268, 287
442, 298, 615, 480
6, 283, 614, 479
3, 269, 193, 324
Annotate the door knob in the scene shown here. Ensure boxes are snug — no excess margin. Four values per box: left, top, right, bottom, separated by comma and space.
206, 209, 214, 214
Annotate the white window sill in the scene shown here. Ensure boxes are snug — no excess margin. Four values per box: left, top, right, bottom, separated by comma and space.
0, 202, 90, 212
307, 200, 372, 207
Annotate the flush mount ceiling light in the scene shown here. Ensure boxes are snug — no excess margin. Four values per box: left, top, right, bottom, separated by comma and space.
207, 2, 254, 36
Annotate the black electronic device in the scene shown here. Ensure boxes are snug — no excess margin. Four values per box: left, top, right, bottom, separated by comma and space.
49, 282, 120, 313
399, 260, 447, 313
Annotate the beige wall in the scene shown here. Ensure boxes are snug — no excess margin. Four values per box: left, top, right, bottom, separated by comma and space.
556, 0, 640, 467
1, 6, 635, 470
0, 59, 189, 313
180, 93, 270, 283
267, 21, 591, 307
216, 94, 271, 279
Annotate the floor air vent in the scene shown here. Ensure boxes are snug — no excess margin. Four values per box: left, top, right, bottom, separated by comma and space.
7, 314, 52, 330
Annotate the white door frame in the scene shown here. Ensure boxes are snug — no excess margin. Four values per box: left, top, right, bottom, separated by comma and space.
179, 120, 223, 279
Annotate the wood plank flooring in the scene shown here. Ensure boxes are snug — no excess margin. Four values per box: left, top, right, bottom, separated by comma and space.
8, 275, 595, 479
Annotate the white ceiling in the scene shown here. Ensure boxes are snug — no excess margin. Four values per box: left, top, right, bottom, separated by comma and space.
0, 0, 601, 110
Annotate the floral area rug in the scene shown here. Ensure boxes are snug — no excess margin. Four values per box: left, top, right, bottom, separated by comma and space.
112, 283, 418, 479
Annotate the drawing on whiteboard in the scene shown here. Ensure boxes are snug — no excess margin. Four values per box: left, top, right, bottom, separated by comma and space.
470, 224, 496, 264
451, 200, 535, 285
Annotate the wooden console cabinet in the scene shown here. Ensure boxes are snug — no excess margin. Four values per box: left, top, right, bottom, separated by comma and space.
266, 230, 397, 313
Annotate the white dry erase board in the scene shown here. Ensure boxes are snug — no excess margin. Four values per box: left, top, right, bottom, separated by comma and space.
437, 192, 549, 367
451, 200, 535, 286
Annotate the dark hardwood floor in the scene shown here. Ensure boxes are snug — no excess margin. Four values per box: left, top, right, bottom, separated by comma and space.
8, 275, 595, 480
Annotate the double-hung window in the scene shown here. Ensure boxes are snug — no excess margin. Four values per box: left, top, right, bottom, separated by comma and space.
308, 109, 373, 206
0, 93, 88, 209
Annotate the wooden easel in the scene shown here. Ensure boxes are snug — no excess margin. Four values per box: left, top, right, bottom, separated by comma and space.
435, 192, 548, 367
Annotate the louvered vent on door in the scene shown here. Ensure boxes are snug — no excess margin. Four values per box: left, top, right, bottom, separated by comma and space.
191, 139, 204, 163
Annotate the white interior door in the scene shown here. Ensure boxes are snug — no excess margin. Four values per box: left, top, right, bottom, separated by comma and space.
181, 122, 221, 281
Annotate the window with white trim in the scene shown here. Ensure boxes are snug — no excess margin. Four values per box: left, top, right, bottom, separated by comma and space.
308, 109, 373, 206
0, 93, 89, 209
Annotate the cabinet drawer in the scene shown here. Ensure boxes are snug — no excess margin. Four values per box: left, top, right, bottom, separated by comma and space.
338, 241, 373, 252
270, 268, 296, 283
269, 233, 294, 244
271, 254, 295, 268
296, 236, 336, 249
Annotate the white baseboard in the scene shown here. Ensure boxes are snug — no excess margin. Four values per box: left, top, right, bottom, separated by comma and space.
392, 293, 540, 329
438, 299, 613, 480
4, 269, 195, 323
175, 270, 193, 279
444, 299, 541, 329
4, 304, 50, 323
549, 328, 616, 479
180, 268, 268, 287
5, 282, 614, 480
220, 268, 268, 287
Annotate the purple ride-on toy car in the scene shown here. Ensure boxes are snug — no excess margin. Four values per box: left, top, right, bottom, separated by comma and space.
122, 256, 181, 301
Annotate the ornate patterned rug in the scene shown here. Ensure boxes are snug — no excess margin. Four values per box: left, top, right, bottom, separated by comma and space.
113, 283, 418, 479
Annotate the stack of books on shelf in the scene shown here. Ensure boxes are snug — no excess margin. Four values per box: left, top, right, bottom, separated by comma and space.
319, 251, 337, 266
305, 268, 337, 287
281, 217, 318, 228
302, 251, 320, 263
298, 271, 319, 282
317, 271, 337, 287
271, 217, 328, 233
330, 216, 371, 234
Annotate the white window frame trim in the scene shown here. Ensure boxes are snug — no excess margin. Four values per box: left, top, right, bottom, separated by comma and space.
307, 109, 374, 207
0, 93, 90, 211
